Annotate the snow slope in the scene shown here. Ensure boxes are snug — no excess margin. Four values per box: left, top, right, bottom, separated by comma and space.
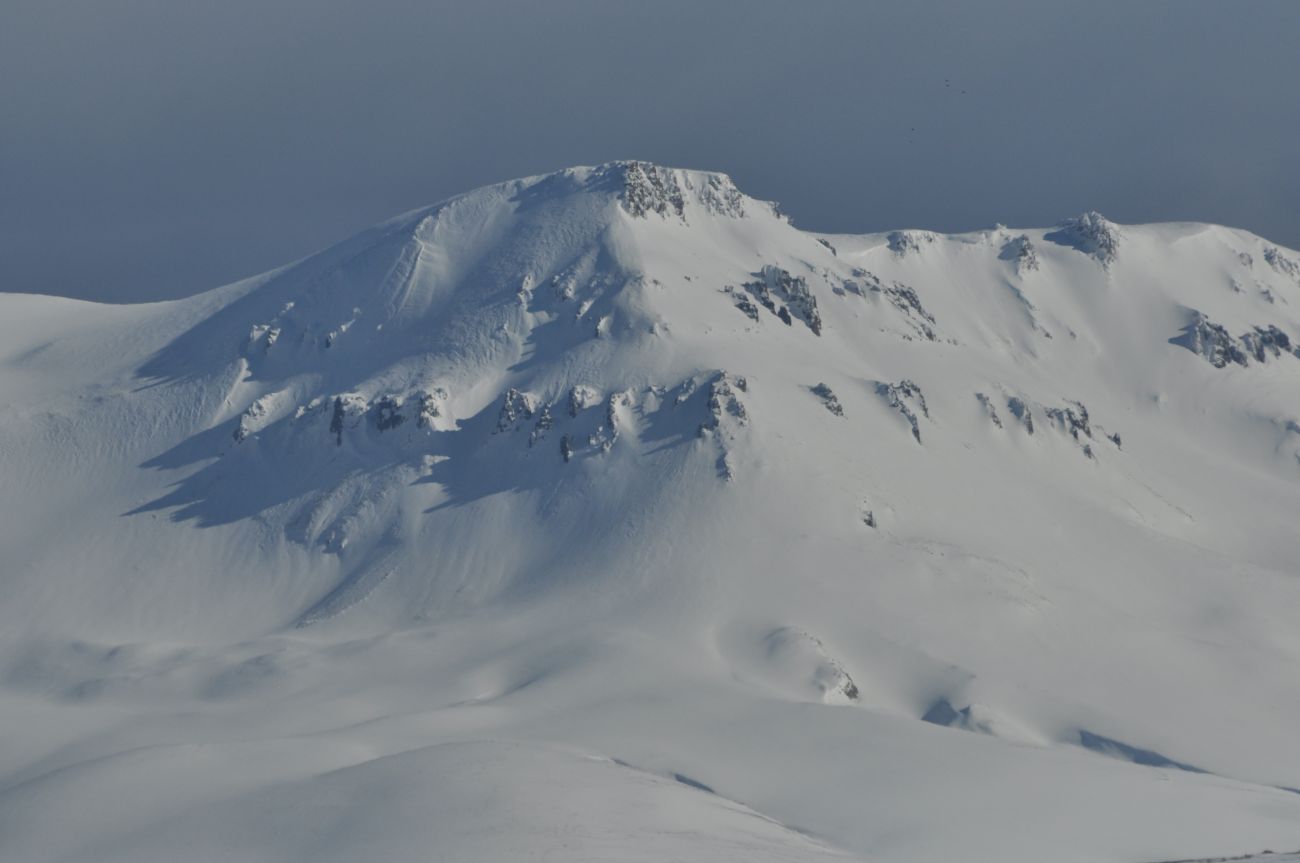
3, 161, 1300, 862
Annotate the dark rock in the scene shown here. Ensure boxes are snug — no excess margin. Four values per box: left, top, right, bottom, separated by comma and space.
496, 387, 536, 432
876, 380, 928, 444
887, 231, 933, 256
372, 396, 406, 432
976, 393, 1003, 428
743, 266, 822, 335
1241, 325, 1293, 363
528, 404, 554, 447
1044, 401, 1092, 442
734, 293, 760, 321
882, 283, 937, 341
1173, 313, 1250, 368
1265, 246, 1300, 281
810, 383, 844, 417
1007, 397, 1034, 434
329, 397, 345, 446
620, 162, 685, 219
1046, 211, 1120, 267
1000, 234, 1039, 273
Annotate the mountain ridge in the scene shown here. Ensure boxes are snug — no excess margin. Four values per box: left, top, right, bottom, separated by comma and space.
3, 161, 1300, 862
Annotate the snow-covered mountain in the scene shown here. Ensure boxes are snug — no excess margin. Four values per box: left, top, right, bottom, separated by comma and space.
4, 161, 1300, 862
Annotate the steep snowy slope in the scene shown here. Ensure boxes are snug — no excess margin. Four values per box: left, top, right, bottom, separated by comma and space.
3, 162, 1300, 862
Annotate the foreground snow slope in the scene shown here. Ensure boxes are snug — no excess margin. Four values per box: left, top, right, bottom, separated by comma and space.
3, 162, 1300, 862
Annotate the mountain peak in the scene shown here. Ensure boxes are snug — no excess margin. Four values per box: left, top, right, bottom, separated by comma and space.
1045, 210, 1122, 266
485, 160, 756, 223
608, 160, 749, 220
7, 160, 1300, 862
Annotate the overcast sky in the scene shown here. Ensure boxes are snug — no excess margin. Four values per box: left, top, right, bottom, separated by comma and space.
3, 0, 1298, 302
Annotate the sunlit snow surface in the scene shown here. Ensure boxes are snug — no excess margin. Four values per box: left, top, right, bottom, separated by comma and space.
3, 163, 1300, 862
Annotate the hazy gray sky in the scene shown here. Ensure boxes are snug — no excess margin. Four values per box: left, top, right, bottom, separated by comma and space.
3, 0, 1298, 302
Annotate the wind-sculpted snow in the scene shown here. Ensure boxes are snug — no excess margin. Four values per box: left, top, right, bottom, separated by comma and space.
4, 162, 1300, 863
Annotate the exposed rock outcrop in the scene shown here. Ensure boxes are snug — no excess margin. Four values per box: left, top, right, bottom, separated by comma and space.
742, 266, 822, 335
1001, 234, 1039, 274
1174, 312, 1299, 368
698, 373, 749, 480
810, 383, 844, 417
875, 380, 929, 443
881, 283, 937, 341
975, 393, 1003, 428
619, 161, 685, 219
1264, 246, 1300, 281
1006, 396, 1034, 434
887, 230, 936, 257
1047, 211, 1121, 267
497, 387, 538, 432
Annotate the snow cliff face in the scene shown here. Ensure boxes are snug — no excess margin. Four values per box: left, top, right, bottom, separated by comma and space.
4, 162, 1300, 862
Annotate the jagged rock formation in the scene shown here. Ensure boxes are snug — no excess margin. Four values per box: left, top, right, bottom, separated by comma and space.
729, 287, 761, 322
976, 393, 1004, 428
620, 161, 686, 219
616, 160, 748, 221
700, 376, 748, 433
1175, 312, 1300, 368
1047, 211, 1121, 266
695, 172, 747, 219
887, 230, 936, 256
233, 395, 275, 442
1044, 401, 1092, 443
880, 282, 937, 341
1001, 234, 1039, 274
987, 393, 1120, 458
875, 380, 929, 443
839, 270, 939, 341
528, 404, 554, 447
1265, 246, 1300, 281
1044, 401, 1097, 458
1006, 396, 1035, 434
839, 268, 880, 297
1241, 325, 1296, 363
742, 266, 822, 335
496, 387, 538, 432
568, 385, 601, 417
810, 383, 844, 416
1178, 314, 1248, 368
699, 372, 749, 480
372, 395, 407, 432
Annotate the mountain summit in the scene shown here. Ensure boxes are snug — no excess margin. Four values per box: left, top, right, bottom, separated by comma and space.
3, 163, 1300, 862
